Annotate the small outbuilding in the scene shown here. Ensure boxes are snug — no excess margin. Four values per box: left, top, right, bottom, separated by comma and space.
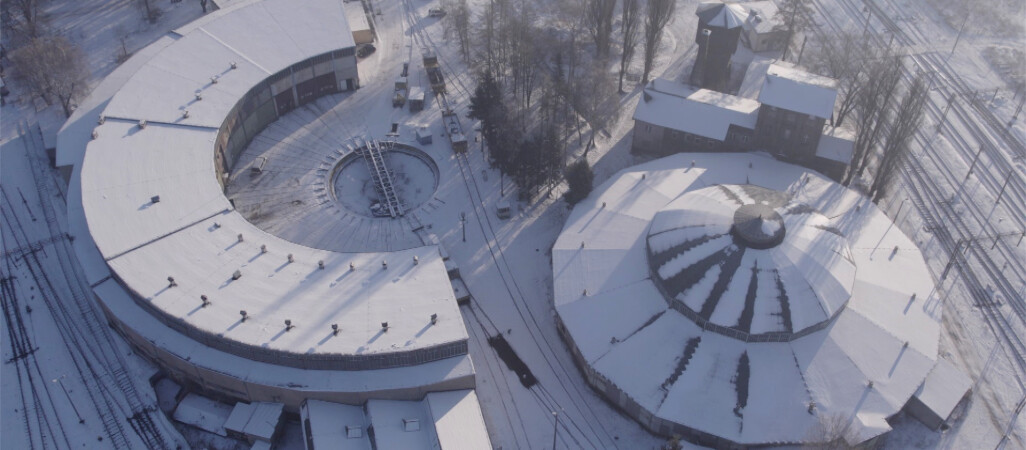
344, 0, 374, 44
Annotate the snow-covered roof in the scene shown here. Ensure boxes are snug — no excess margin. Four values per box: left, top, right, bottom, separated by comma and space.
758, 63, 839, 119
301, 392, 491, 450
634, 79, 759, 140
76, 0, 467, 363
94, 275, 477, 393
223, 402, 283, 440
103, 0, 354, 127
366, 400, 440, 450
343, 0, 371, 33
173, 393, 232, 436
912, 358, 972, 424
738, 56, 774, 100
696, 2, 748, 29
553, 153, 945, 446
647, 184, 855, 337
425, 390, 492, 450
816, 126, 855, 163
740, 1, 782, 34
302, 400, 372, 449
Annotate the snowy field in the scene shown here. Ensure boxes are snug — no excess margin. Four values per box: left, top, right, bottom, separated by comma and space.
1, 0, 1024, 449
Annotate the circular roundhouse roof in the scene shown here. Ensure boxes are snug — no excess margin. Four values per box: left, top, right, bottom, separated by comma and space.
646, 184, 855, 340
552, 153, 943, 446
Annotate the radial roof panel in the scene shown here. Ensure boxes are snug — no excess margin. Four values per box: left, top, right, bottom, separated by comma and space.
646, 184, 856, 338
80, 121, 228, 258
696, 2, 749, 28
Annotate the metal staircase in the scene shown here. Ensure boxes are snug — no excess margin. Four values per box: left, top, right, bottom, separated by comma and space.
358, 139, 404, 218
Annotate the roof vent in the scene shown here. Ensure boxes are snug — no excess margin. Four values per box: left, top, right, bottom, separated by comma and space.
212, 222, 221, 229
583, 289, 588, 296
138, 120, 147, 129
238, 233, 244, 242
240, 310, 248, 321
602, 202, 606, 208
867, 381, 874, 389
167, 276, 177, 287
403, 418, 420, 432
230, 61, 238, 70
151, 195, 160, 203
260, 244, 267, 253
382, 260, 388, 269
195, 93, 203, 101
381, 321, 389, 332
350, 262, 356, 271
346, 425, 362, 438
431, 313, 438, 324
318, 260, 325, 269
581, 241, 585, 248
642, 91, 652, 103
98, 115, 106, 125
284, 319, 294, 331
413, 255, 419, 265
91, 130, 99, 140
807, 401, 816, 414
232, 269, 242, 280
332, 323, 340, 335
211, 75, 219, 84
201, 295, 211, 307
182, 110, 190, 119
287, 253, 295, 263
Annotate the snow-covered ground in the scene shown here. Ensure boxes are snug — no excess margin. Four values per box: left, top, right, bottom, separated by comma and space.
1, 0, 1023, 449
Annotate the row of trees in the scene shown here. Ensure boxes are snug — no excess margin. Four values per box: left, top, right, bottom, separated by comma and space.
806, 33, 929, 203
445, 0, 679, 203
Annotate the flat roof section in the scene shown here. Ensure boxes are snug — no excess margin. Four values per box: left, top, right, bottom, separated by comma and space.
106, 211, 466, 359
80, 120, 229, 258
759, 63, 839, 119
634, 79, 760, 141
104, 0, 355, 126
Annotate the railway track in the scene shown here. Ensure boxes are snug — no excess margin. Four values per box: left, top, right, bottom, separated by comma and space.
807, 0, 1026, 379
396, 1, 630, 447
3, 122, 180, 449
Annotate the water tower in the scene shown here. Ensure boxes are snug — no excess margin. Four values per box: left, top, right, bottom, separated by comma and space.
689, 2, 746, 91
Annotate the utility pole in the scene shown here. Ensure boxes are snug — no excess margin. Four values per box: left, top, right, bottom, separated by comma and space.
783, 5, 798, 61
965, 145, 983, 181
950, 14, 969, 55
460, 212, 466, 242
996, 171, 1013, 203
53, 376, 84, 424
552, 411, 559, 450
796, 36, 808, 65
937, 93, 955, 131
861, 2, 872, 37
940, 240, 963, 281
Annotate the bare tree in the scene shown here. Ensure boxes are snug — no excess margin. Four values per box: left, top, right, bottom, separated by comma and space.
200, 0, 209, 14
586, 0, 616, 59
641, 0, 674, 84
115, 25, 132, 64
617, 0, 640, 92
802, 413, 860, 449
870, 74, 928, 202
844, 53, 903, 186
9, 35, 89, 117
3, 0, 46, 41
574, 61, 620, 154
442, 0, 471, 61
806, 31, 868, 127
775, 0, 815, 61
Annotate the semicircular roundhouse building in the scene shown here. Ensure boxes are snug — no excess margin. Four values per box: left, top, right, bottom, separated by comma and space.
59, 0, 477, 412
